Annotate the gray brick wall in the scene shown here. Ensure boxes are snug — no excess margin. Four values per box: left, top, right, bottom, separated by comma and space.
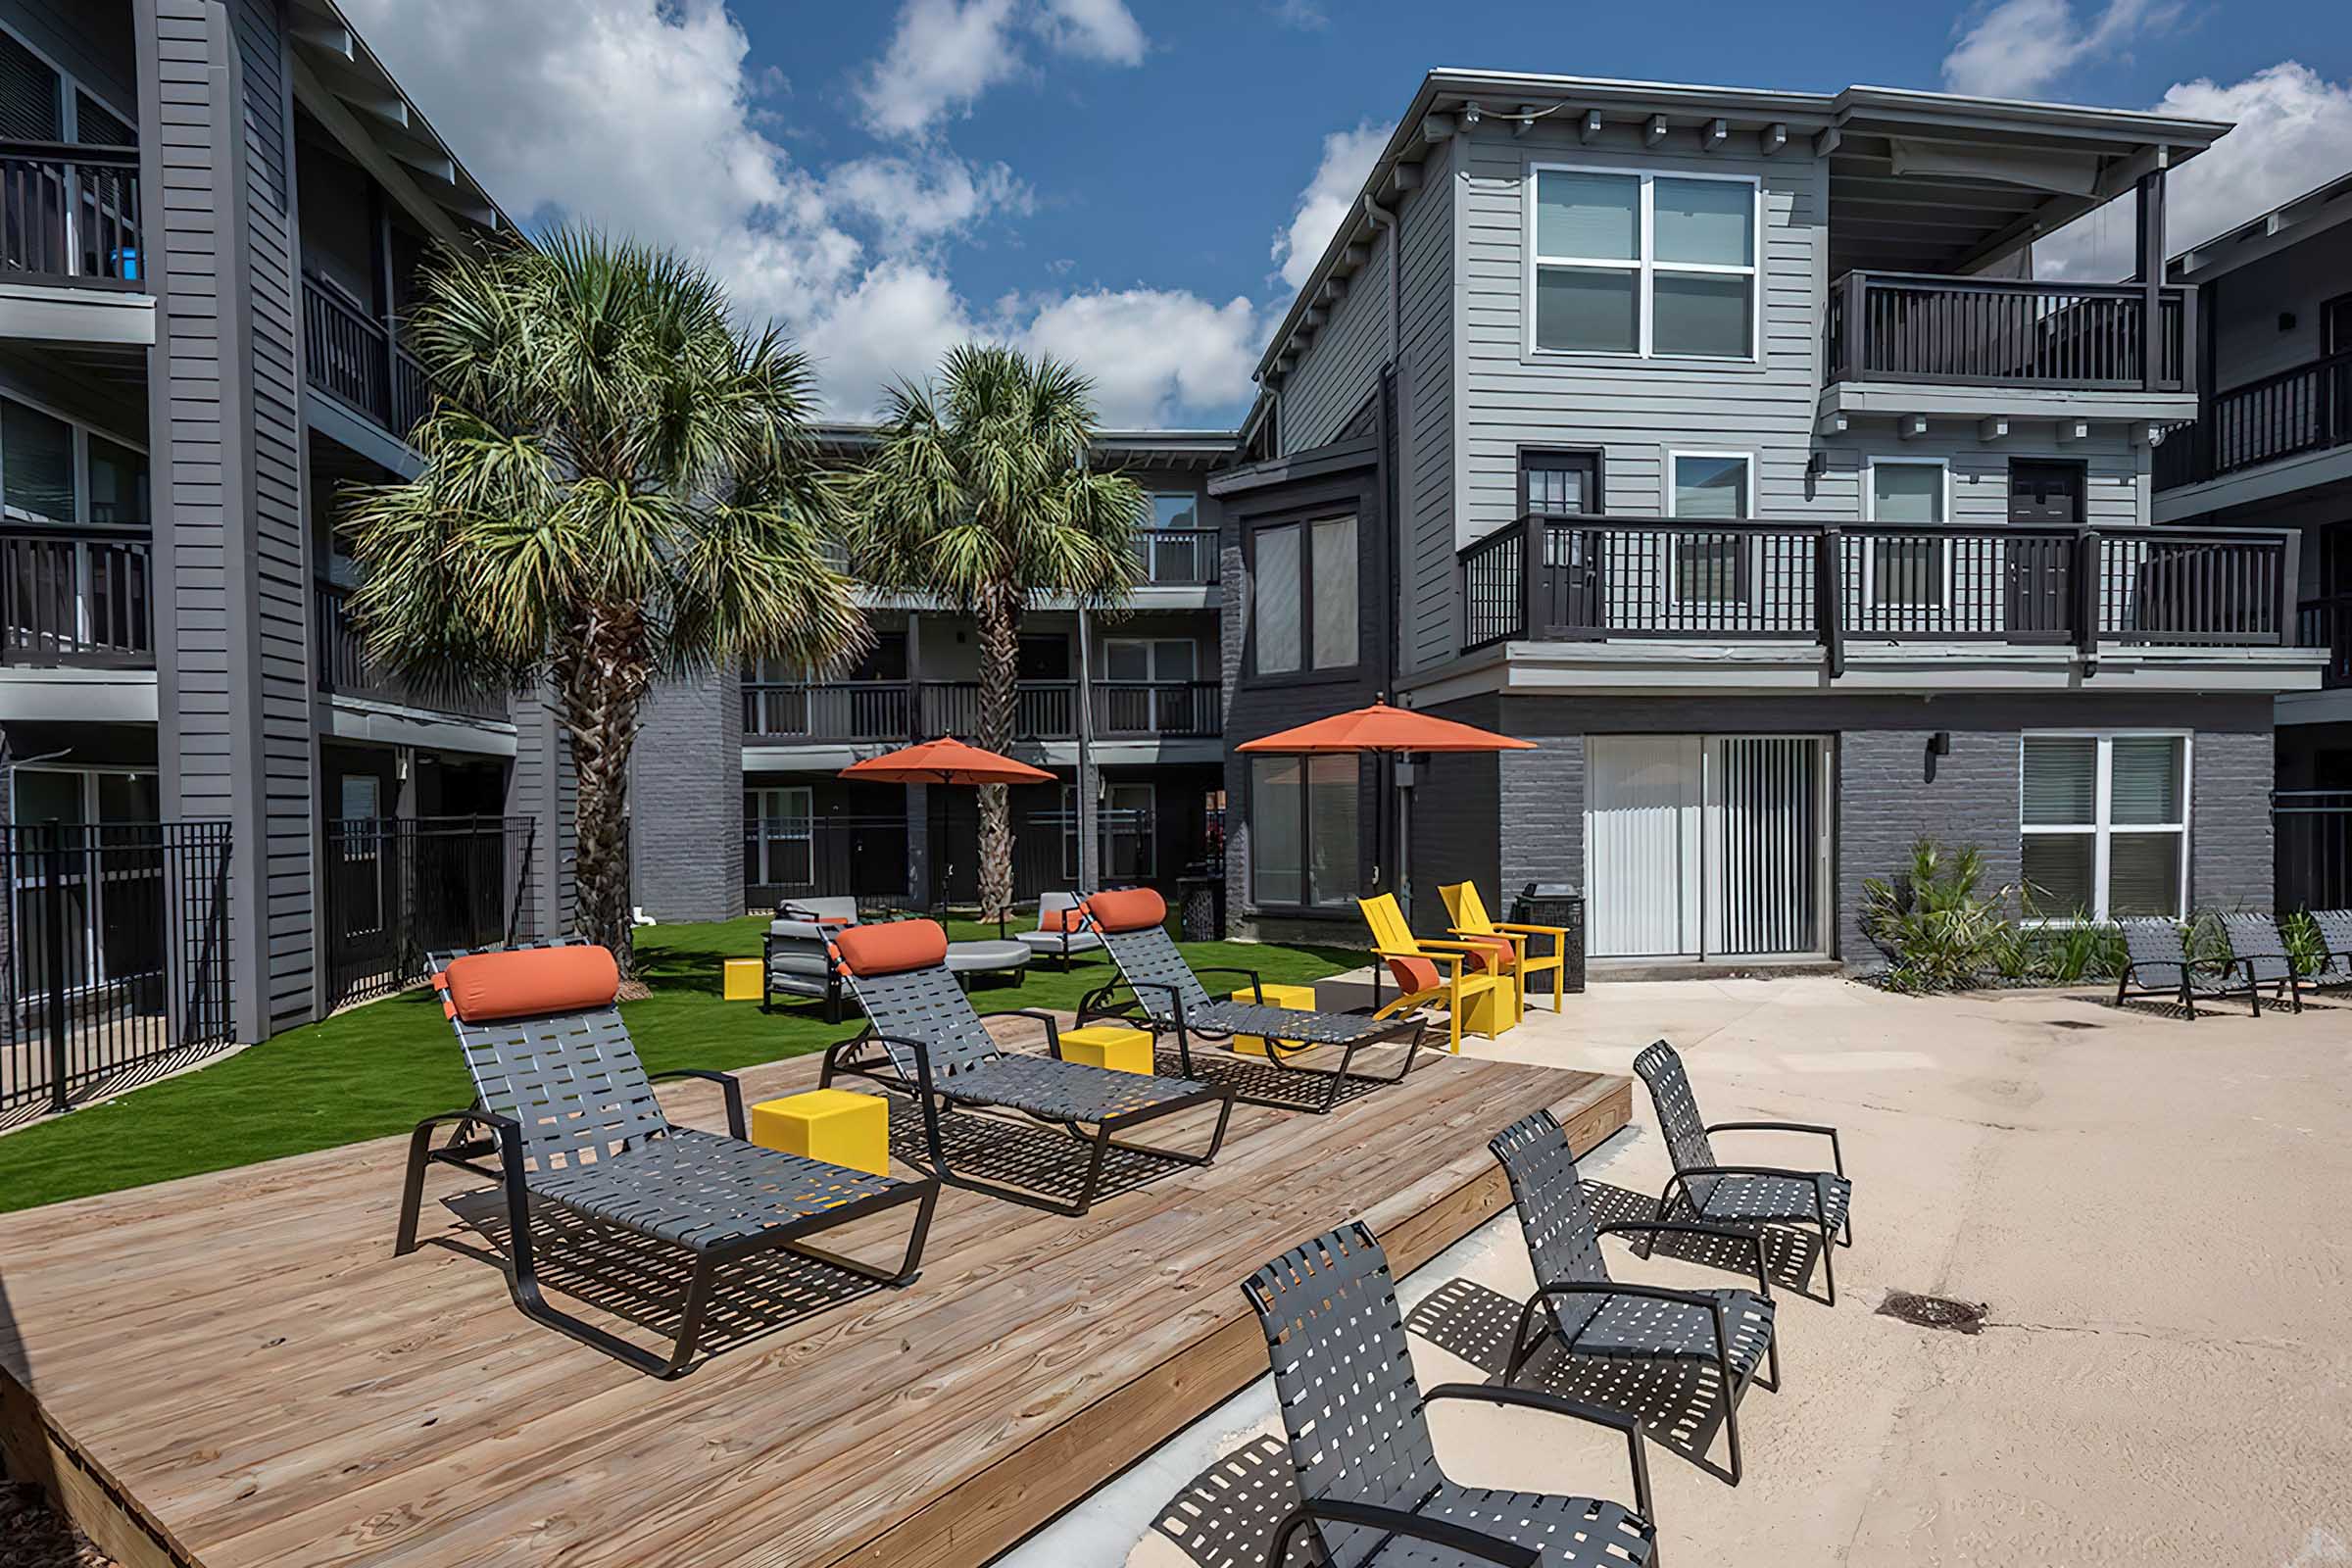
1836, 727, 2022, 961
630, 668, 742, 921
2192, 724, 2276, 910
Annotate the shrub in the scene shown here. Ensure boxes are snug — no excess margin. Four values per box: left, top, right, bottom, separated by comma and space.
1860, 841, 2014, 994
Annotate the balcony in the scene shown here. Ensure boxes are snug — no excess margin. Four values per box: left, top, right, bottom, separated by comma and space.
2153, 350, 2352, 491
1826, 272, 2189, 393
0, 142, 141, 288
314, 579, 506, 720
1, 528, 152, 667
302, 276, 428, 440
2298, 596, 2352, 690
743, 678, 1222, 743
1133, 528, 1220, 586
1459, 514, 2296, 667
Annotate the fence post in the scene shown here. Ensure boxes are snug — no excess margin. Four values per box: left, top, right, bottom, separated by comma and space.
2075, 529, 2102, 669
43, 830, 71, 1116
1817, 525, 1844, 679
2279, 527, 2301, 646
1518, 514, 1543, 640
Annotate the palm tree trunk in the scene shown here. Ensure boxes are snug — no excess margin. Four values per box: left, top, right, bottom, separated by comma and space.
974, 580, 1021, 920
558, 626, 647, 976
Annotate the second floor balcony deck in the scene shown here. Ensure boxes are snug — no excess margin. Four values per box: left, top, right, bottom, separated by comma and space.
1826, 272, 2190, 395
313, 579, 507, 722
0, 140, 141, 290
742, 677, 1222, 746
1458, 513, 2296, 674
1, 527, 150, 668
2153, 349, 2352, 493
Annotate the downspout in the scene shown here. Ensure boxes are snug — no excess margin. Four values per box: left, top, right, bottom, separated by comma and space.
1360, 190, 1400, 365
1359, 188, 1405, 906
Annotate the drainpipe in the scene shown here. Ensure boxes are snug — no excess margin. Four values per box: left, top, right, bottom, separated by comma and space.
1359, 190, 1400, 363
1359, 190, 1405, 908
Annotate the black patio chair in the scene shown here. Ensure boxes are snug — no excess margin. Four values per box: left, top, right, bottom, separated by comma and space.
2308, 909, 2352, 988
1491, 1109, 1779, 1485
1245, 1222, 1657, 1568
396, 941, 938, 1379
1633, 1039, 1853, 1305
1073, 886, 1426, 1112
2218, 913, 2305, 1013
2115, 917, 2265, 1017
821, 917, 1234, 1216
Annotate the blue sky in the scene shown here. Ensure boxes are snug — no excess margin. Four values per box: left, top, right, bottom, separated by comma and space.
345, 0, 2352, 427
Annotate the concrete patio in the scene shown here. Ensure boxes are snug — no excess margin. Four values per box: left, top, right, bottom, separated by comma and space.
1009, 973, 2352, 1566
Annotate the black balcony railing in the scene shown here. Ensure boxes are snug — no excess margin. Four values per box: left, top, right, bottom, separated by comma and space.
302, 276, 428, 439
1134, 528, 1220, 585
1, 528, 152, 667
0, 141, 140, 287
743, 680, 914, 743
1094, 679, 1221, 737
2298, 595, 2352, 688
1461, 514, 2295, 666
314, 579, 506, 719
2153, 349, 2352, 491
919, 680, 1079, 741
1827, 271, 2188, 392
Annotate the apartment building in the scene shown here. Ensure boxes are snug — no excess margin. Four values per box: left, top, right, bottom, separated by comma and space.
628, 427, 1236, 922
2154, 169, 2352, 908
0, 0, 558, 1065
1220, 72, 2323, 963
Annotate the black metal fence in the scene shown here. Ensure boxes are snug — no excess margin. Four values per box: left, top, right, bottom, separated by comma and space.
2277, 791, 2352, 914
0, 821, 232, 1118
321, 816, 535, 1009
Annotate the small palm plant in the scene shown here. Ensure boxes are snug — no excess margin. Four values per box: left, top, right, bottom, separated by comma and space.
846, 345, 1144, 918
341, 229, 864, 974
1860, 840, 2014, 993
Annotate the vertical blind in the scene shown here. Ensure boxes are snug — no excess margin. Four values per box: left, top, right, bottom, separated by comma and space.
1253, 523, 1300, 673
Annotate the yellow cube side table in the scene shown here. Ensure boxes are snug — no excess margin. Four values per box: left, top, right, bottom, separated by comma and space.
722, 956, 763, 1002
1057, 1023, 1155, 1074
750, 1089, 889, 1176
1231, 982, 1316, 1056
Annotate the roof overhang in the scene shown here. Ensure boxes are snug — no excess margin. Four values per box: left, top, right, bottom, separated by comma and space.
285, 0, 516, 243
1250, 71, 2230, 388
2169, 168, 2352, 283
810, 421, 1238, 470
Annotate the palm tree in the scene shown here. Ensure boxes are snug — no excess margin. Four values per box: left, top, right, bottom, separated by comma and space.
848, 345, 1144, 919
341, 229, 863, 975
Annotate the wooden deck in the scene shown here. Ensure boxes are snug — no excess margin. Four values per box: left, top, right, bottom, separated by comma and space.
0, 1048, 1629, 1568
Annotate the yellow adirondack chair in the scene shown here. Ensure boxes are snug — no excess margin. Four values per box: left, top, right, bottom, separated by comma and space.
1441, 880, 1571, 1013
1357, 894, 1512, 1052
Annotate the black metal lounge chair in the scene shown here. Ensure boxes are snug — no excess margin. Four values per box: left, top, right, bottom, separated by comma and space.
1633, 1039, 1853, 1305
396, 941, 938, 1378
821, 917, 1234, 1216
2219, 912, 2304, 1013
2309, 909, 2352, 988
1073, 886, 1426, 1112
2115, 917, 2266, 1017
1245, 1222, 1657, 1568
1491, 1109, 1779, 1485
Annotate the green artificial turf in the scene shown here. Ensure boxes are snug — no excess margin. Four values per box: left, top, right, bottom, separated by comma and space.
0, 916, 1360, 1215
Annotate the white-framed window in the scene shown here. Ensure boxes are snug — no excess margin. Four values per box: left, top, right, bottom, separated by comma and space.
1863, 457, 1951, 610
1666, 450, 1751, 605
745, 786, 814, 888
0, 390, 149, 529
2020, 733, 2190, 922
1526, 166, 1759, 361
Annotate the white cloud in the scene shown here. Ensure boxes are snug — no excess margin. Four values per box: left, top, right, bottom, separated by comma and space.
1940, 0, 2176, 100
1272, 119, 1394, 290
1269, 0, 1330, 30
2035, 63, 2352, 279
856, 0, 1145, 138
338, 0, 1251, 424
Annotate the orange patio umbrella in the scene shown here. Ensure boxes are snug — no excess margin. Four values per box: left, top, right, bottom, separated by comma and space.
837, 735, 1054, 786
1235, 700, 1535, 755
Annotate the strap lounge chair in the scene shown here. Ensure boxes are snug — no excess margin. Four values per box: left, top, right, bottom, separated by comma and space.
1491, 1109, 1779, 1485
1361, 892, 1515, 1049
2220, 912, 2304, 1013
2115, 917, 2267, 1017
2308, 909, 2352, 988
1073, 886, 1426, 1112
396, 942, 938, 1378
821, 918, 1234, 1215
1634, 1039, 1854, 1305
1245, 1222, 1658, 1568
1441, 879, 1572, 1013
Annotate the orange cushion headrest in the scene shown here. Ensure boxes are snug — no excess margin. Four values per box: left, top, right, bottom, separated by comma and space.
1462, 935, 1515, 972
1084, 887, 1167, 933
441, 946, 620, 1024
1387, 955, 1442, 996
833, 919, 949, 977
1043, 906, 1085, 933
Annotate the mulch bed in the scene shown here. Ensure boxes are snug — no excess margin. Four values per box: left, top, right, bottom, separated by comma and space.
0, 1480, 112, 1568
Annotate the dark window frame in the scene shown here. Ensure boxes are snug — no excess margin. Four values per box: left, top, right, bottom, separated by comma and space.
2007, 458, 2087, 525
1244, 751, 1365, 915
1245, 506, 1363, 685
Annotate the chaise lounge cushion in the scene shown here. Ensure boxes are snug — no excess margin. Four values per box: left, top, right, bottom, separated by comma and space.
439, 945, 620, 1023
1084, 887, 1166, 933
835, 919, 950, 977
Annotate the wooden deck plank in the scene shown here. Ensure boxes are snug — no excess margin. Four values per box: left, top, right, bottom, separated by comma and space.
0, 1048, 1628, 1568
